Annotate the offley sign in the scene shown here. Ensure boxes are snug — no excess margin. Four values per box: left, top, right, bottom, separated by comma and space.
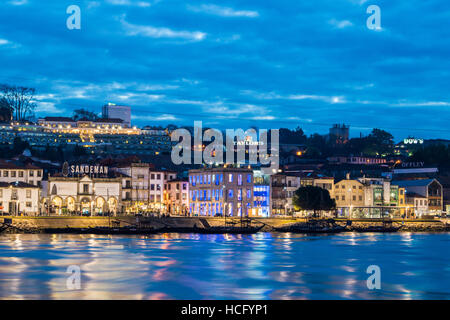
62, 162, 109, 176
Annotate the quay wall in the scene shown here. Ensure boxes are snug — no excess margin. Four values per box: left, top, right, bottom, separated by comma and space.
0, 216, 448, 233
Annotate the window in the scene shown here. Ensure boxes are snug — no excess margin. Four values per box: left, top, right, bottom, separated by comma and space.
247, 174, 252, 183
336, 196, 339, 200
182, 183, 187, 190
353, 196, 356, 201
151, 184, 155, 190
3, 171, 8, 177
359, 196, 362, 201
19, 171, 24, 178
83, 184, 89, 193
238, 174, 242, 186
342, 195, 345, 201
26, 190, 31, 198
37, 171, 42, 177
0, 189, 2, 198
157, 174, 161, 180
229, 174, 233, 183
26, 202, 32, 208
30, 170, 34, 177
228, 189, 233, 198
151, 174, 155, 179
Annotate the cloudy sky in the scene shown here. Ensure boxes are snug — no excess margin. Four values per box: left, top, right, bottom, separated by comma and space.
0, 0, 449, 140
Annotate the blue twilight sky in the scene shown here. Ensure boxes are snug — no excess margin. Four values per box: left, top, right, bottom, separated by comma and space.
0, 0, 449, 140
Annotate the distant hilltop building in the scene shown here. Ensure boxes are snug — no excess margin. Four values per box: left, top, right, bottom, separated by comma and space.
329, 124, 349, 145
102, 103, 131, 128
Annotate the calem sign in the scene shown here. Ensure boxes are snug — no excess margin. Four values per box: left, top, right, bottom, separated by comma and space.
62, 162, 109, 176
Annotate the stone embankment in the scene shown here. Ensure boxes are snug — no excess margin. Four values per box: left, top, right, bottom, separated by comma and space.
0, 216, 448, 234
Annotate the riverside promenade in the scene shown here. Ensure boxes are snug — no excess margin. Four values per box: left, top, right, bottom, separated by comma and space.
1, 216, 449, 233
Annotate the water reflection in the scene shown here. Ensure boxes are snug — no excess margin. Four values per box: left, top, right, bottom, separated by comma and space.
0, 233, 448, 299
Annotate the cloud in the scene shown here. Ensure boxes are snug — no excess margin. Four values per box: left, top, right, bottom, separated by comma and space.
187, 4, 259, 18
106, 0, 154, 7
8, 0, 28, 5
0, 0, 449, 139
328, 19, 353, 29
120, 17, 207, 41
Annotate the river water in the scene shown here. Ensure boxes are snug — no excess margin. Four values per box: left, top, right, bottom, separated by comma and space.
0, 232, 448, 299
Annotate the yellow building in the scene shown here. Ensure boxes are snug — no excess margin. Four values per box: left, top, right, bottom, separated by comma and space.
334, 174, 365, 216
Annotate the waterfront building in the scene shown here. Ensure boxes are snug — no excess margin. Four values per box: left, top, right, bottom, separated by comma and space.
392, 179, 443, 216
102, 103, 131, 127
270, 174, 300, 215
165, 178, 189, 215
0, 160, 43, 186
114, 163, 177, 213
334, 174, 365, 216
46, 175, 122, 215
189, 167, 254, 217
253, 170, 271, 217
358, 177, 399, 207
0, 181, 40, 215
270, 174, 287, 215
115, 163, 150, 213
405, 192, 428, 218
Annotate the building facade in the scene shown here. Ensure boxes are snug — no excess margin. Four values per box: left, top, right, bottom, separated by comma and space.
46, 175, 122, 215
102, 103, 131, 127
0, 182, 40, 216
165, 179, 189, 215
0, 161, 43, 186
189, 167, 254, 217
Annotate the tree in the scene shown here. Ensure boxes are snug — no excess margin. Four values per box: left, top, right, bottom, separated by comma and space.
0, 84, 36, 121
72, 109, 99, 121
364, 128, 394, 156
293, 186, 336, 217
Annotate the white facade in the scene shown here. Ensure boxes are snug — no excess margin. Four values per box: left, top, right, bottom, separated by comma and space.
47, 176, 121, 215
0, 162, 43, 186
0, 182, 40, 215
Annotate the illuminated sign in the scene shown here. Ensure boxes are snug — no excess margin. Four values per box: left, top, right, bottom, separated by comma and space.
403, 138, 424, 145
401, 162, 424, 168
62, 162, 109, 176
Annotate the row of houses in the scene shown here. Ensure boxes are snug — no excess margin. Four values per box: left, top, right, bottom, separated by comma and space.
0, 160, 446, 218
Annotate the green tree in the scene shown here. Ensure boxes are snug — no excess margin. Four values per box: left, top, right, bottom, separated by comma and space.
364, 128, 394, 156
293, 186, 336, 217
